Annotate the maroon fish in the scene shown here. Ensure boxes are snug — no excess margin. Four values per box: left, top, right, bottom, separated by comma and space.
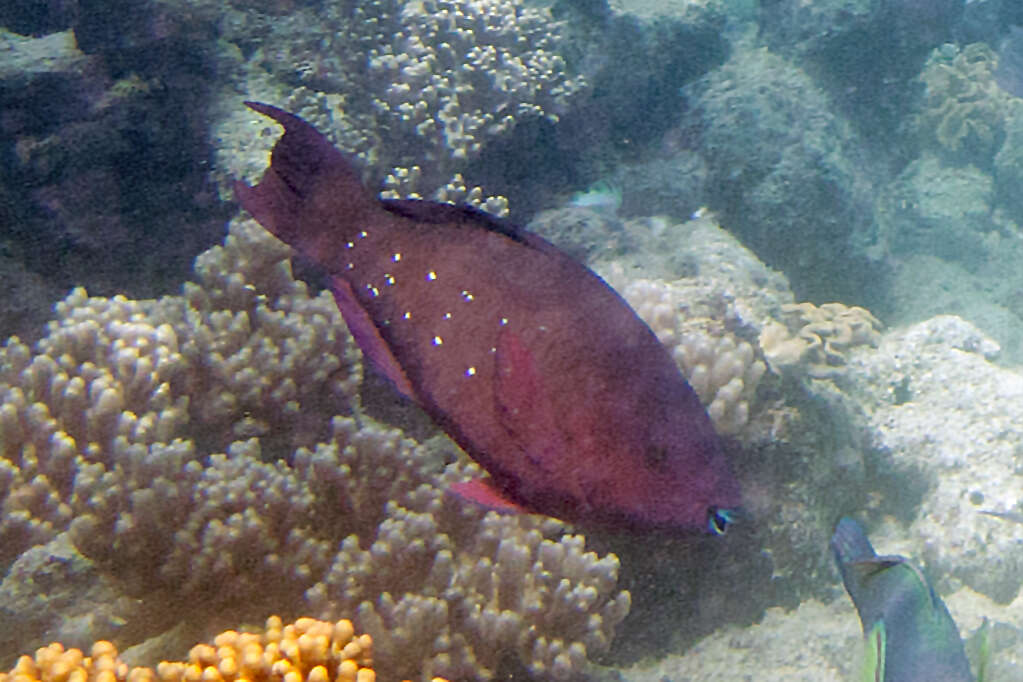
234, 102, 740, 533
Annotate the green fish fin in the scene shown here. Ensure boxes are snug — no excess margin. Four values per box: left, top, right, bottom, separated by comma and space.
874, 554, 946, 612
849, 554, 940, 606
860, 620, 886, 682
966, 617, 991, 682
846, 555, 908, 584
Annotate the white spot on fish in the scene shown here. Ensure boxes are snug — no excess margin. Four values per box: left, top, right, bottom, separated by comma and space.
346, 263, 354, 270
385, 274, 395, 285
392, 252, 402, 262
461, 290, 474, 301
346, 241, 354, 249
359, 231, 368, 238
465, 366, 476, 376
433, 335, 443, 346
443, 312, 452, 320
367, 285, 379, 297
403, 311, 411, 320
427, 270, 437, 281
500, 317, 508, 326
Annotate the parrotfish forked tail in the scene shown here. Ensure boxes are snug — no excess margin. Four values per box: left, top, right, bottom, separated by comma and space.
234, 101, 741, 534
831, 517, 975, 682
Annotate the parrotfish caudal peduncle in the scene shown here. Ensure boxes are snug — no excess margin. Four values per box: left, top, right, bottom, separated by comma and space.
234, 102, 741, 534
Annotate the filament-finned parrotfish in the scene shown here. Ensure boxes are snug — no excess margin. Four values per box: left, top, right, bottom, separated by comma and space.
831, 517, 975, 682
234, 102, 741, 533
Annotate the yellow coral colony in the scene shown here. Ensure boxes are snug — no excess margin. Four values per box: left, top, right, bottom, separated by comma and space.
0, 616, 448, 682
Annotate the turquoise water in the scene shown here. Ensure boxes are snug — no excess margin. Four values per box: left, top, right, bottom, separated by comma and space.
2, 0, 1023, 679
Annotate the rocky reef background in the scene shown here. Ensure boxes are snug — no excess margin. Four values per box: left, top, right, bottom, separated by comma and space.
5, 0, 1023, 679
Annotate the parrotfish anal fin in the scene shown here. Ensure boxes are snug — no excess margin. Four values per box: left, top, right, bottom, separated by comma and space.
234, 101, 376, 256
448, 478, 528, 514
493, 328, 571, 473
329, 276, 416, 400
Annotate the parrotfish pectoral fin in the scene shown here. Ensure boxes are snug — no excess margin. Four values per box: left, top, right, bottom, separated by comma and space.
494, 328, 545, 425
234, 101, 377, 259
328, 276, 416, 400
494, 328, 570, 471
448, 478, 528, 514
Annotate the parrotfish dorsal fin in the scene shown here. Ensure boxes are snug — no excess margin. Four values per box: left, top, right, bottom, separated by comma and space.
234, 101, 377, 260
381, 198, 533, 245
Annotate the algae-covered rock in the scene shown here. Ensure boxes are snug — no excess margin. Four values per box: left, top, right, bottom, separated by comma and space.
878, 154, 996, 262
680, 41, 877, 302
994, 104, 1023, 224
843, 317, 1023, 605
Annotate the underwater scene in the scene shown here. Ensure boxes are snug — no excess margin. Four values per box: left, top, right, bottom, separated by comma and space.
5, 0, 1023, 679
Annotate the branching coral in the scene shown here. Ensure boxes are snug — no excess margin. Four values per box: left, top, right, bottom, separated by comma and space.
218, 0, 585, 207
0, 218, 629, 681
362, 0, 584, 208
758, 302, 882, 378
380, 169, 510, 217
0, 220, 360, 570
307, 507, 628, 680
364, 0, 585, 171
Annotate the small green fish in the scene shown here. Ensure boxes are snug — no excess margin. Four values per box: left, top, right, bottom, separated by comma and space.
831, 517, 975, 681
568, 180, 622, 215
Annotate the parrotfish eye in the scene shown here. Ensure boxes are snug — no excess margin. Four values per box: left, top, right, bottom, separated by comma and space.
707, 507, 735, 536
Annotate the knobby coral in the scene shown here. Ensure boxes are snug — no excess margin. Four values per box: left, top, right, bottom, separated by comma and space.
0, 218, 629, 681
614, 277, 766, 436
